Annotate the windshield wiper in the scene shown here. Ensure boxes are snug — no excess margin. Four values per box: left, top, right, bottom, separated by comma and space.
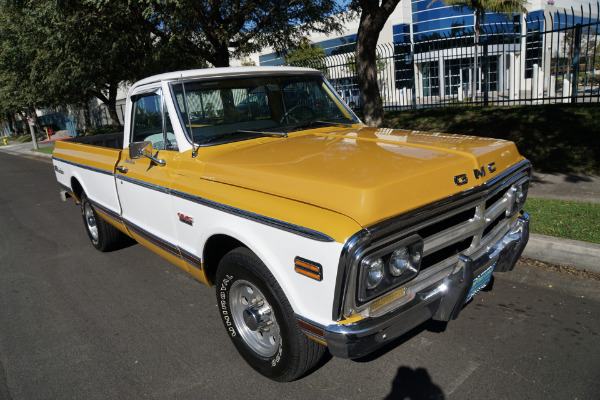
232, 129, 287, 138
312, 120, 354, 127
285, 120, 354, 132
200, 129, 287, 145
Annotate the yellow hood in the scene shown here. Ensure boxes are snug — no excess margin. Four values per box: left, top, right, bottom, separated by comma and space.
201, 127, 524, 227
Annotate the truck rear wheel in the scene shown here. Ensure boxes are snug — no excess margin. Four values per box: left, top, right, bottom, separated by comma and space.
215, 248, 325, 382
80, 192, 121, 252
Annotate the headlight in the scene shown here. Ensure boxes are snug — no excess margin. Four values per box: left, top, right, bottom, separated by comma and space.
364, 258, 385, 289
358, 235, 424, 303
389, 247, 409, 276
389, 247, 420, 276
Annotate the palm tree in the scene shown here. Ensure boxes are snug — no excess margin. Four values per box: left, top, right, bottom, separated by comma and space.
434, 0, 528, 99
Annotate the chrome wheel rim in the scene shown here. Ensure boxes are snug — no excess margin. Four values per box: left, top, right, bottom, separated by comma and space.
84, 202, 99, 243
230, 279, 280, 357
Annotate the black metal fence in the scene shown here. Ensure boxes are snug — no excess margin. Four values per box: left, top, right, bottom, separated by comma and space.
285, 2, 600, 110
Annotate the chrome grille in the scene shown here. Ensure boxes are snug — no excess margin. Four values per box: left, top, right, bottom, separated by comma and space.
334, 160, 531, 320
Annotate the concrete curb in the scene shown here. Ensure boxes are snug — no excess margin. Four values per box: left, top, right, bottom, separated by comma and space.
522, 233, 600, 273
0, 142, 53, 160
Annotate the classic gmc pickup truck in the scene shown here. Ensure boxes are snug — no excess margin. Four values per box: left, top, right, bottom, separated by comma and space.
52, 67, 530, 381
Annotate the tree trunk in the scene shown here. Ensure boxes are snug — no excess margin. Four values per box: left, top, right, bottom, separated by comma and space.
92, 83, 123, 130
6, 113, 15, 135
356, 23, 383, 127
17, 111, 27, 135
212, 42, 231, 68
106, 83, 122, 129
81, 95, 92, 133
356, 0, 401, 127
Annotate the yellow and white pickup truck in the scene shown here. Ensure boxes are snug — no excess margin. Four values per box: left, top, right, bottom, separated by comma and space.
52, 67, 530, 381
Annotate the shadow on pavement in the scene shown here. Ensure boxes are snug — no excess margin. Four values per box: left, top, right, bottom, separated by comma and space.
383, 366, 445, 400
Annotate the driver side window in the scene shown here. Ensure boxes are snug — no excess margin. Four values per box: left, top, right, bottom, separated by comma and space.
131, 90, 178, 151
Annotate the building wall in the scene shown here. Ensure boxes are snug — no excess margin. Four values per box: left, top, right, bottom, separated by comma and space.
246, 0, 595, 68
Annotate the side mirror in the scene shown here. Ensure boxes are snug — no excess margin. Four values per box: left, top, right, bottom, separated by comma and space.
129, 141, 166, 165
129, 141, 151, 160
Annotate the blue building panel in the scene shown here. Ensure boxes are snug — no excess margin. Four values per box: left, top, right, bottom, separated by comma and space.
258, 34, 357, 65
393, 24, 411, 43
413, 6, 473, 23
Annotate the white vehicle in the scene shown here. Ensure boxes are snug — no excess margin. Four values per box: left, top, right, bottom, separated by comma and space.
337, 88, 361, 108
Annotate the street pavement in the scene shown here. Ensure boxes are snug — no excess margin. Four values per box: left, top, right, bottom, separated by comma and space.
1, 139, 599, 272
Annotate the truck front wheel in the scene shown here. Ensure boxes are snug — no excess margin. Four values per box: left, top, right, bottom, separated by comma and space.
215, 248, 325, 381
80, 192, 121, 252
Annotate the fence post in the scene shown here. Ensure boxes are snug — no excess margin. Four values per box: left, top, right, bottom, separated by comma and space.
410, 49, 417, 109
483, 42, 489, 106
571, 23, 582, 103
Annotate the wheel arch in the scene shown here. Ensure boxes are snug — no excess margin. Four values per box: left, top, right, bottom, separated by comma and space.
70, 176, 84, 201
202, 234, 247, 285
197, 224, 342, 328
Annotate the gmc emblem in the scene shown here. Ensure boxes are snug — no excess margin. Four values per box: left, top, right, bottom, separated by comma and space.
454, 162, 496, 186
177, 213, 194, 226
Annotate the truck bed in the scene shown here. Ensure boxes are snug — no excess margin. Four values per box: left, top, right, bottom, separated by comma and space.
69, 132, 124, 149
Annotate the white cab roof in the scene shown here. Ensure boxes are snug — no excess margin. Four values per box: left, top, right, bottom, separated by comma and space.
131, 66, 322, 91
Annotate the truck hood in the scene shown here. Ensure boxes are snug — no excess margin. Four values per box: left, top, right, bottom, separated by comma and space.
201, 127, 524, 227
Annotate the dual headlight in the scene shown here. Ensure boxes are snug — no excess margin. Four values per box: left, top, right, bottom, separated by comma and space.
359, 235, 424, 303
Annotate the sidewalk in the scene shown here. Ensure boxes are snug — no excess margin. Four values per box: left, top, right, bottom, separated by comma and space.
525, 172, 600, 273
0, 140, 54, 160
1, 139, 599, 272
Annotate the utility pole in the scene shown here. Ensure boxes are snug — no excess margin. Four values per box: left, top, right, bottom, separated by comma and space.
27, 108, 38, 150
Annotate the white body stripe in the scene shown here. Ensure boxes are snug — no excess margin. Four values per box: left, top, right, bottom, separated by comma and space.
173, 194, 344, 325
54, 159, 121, 218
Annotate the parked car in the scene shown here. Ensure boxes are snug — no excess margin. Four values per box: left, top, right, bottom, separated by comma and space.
337, 88, 361, 108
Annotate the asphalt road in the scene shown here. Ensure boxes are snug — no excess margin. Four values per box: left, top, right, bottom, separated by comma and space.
1, 152, 599, 400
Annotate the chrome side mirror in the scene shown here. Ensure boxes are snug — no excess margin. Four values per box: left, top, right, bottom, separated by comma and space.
129, 141, 166, 165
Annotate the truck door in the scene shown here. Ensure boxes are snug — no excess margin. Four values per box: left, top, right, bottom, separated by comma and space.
115, 87, 187, 270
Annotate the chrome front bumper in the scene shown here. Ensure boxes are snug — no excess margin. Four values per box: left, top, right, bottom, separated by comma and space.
324, 212, 529, 359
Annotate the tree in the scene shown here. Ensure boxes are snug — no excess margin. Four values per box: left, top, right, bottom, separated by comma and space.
138, 0, 344, 68
284, 37, 326, 65
35, 0, 159, 128
240, 57, 257, 66
283, 37, 328, 74
436, 0, 527, 99
0, 1, 192, 130
345, 54, 386, 75
351, 0, 402, 127
0, 1, 50, 134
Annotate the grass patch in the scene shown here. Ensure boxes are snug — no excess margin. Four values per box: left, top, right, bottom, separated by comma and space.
383, 103, 600, 174
32, 147, 54, 154
12, 135, 32, 143
524, 197, 600, 244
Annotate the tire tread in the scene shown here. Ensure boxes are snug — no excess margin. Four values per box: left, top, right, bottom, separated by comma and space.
217, 247, 325, 381
81, 192, 123, 252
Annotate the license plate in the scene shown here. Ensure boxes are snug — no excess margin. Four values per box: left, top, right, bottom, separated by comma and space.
466, 265, 495, 302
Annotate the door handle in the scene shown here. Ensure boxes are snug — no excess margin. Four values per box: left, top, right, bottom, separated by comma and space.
116, 166, 128, 173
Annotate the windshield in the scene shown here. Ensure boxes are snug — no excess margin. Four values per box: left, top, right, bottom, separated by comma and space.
170, 74, 358, 146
